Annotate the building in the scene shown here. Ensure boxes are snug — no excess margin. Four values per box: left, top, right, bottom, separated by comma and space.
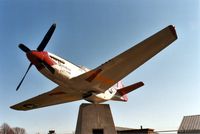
178, 115, 200, 133
116, 126, 155, 134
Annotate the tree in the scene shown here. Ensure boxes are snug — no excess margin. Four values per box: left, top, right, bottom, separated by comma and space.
12, 127, 26, 134
0, 123, 26, 134
0, 123, 14, 134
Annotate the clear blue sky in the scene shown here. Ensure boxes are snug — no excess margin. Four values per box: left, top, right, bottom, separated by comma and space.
0, 0, 200, 134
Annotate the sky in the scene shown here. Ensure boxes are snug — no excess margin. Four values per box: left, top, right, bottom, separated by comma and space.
0, 0, 200, 134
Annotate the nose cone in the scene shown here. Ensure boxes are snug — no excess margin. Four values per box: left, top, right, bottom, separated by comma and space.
26, 51, 44, 64
26, 51, 56, 70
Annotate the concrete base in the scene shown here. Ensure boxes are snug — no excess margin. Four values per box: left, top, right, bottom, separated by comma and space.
75, 103, 117, 134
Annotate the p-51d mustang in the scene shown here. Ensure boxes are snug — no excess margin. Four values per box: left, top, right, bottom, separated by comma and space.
11, 24, 177, 111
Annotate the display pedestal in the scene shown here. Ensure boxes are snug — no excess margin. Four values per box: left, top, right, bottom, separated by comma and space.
75, 103, 117, 134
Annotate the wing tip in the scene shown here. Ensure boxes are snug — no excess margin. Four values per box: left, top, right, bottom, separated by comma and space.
10, 104, 33, 111
168, 25, 178, 39
10, 105, 23, 111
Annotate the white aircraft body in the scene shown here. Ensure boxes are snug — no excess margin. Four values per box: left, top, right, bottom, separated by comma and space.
11, 24, 177, 111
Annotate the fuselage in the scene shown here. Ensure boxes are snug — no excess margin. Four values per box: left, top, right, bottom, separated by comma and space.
26, 51, 127, 103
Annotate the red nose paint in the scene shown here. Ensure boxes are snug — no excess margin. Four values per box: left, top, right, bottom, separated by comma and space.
26, 51, 56, 70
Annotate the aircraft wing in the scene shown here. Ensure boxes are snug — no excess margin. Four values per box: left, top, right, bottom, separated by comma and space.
10, 86, 82, 111
71, 25, 177, 92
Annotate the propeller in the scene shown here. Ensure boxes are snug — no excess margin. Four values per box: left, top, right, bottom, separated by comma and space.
19, 44, 31, 53
37, 23, 56, 51
40, 60, 55, 74
16, 63, 32, 91
16, 23, 56, 91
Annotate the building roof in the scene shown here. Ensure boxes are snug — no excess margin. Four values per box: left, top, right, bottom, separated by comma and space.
115, 127, 135, 131
178, 115, 200, 133
116, 126, 154, 133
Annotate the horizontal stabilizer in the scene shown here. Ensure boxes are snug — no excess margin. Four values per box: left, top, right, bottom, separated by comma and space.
117, 81, 144, 96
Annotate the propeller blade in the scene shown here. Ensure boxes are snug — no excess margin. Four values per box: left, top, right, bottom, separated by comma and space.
16, 63, 32, 91
37, 23, 56, 51
19, 44, 31, 53
42, 61, 55, 74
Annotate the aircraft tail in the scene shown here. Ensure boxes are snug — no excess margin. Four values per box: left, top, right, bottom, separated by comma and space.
117, 81, 144, 96
112, 81, 144, 101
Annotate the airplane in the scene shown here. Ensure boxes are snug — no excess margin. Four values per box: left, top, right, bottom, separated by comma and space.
11, 24, 177, 111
